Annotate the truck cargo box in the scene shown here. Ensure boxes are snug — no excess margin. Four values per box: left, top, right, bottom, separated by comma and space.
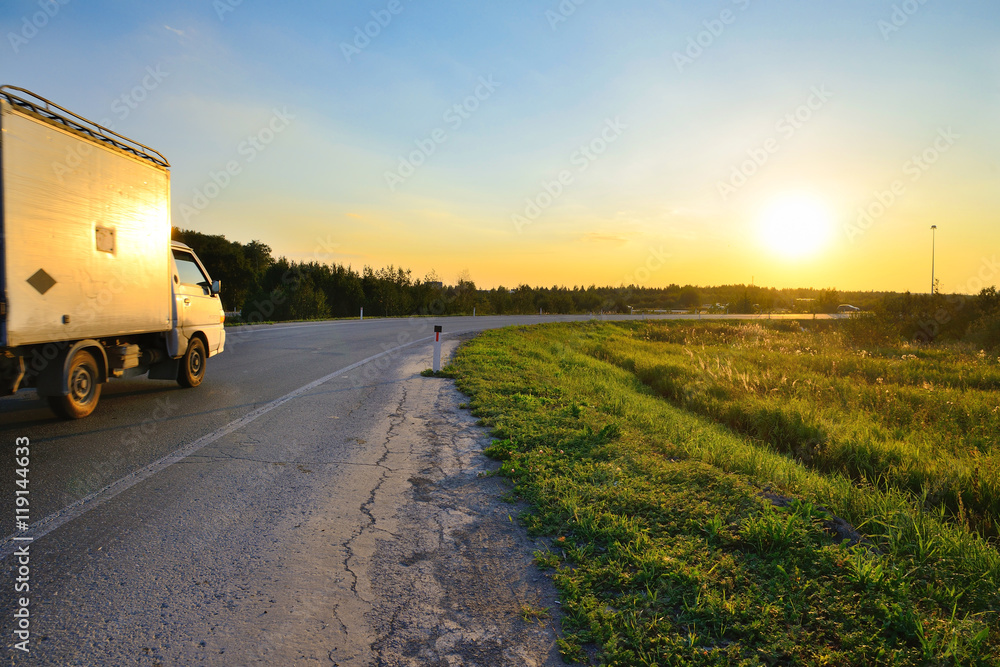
1, 92, 172, 347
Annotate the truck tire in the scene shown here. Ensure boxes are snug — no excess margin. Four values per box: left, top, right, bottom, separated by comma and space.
177, 337, 206, 388
48, 350, 102, 419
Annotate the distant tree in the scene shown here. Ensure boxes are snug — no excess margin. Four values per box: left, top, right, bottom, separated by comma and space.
678, 287, 700, 309
976, 286, 1000, 316
546, 287, 575, 314
757, 290, 775, 313
731, 288, 753, 314
172, 227, 258, 311
511, 285, 537, 313
453, 273, 477, 314
244, 240, 274, 278
287, 274, 330, 320
967, 286, 1000, 350
817, 288, 840, 314
488, 286, 513, 315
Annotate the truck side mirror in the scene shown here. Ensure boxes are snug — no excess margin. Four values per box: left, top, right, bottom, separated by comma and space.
211, 280, 222, 295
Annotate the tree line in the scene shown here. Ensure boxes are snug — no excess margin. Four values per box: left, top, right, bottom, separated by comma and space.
173, 228, 999, 348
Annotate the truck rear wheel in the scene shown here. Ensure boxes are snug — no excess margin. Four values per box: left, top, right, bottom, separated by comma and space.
48, 350, 102, 419
177, 337, 206, 388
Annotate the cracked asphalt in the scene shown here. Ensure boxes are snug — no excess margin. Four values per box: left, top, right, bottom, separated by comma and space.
0, 317, 579, 665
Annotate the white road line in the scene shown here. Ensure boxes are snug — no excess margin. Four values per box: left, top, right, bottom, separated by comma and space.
226, 321, 356, 334
0, 337, 432, 560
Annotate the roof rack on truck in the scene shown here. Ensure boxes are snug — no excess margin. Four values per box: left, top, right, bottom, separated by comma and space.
0, 85, 170, 169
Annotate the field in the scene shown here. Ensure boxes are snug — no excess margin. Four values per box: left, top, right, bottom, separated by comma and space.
446, 320, 1000, 666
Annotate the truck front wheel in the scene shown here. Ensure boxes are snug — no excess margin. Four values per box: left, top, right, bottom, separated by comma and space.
48, 350, 102, 419
177, 337, 206, 388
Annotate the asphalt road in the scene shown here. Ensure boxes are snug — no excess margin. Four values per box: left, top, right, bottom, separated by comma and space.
0, 313, 836, 665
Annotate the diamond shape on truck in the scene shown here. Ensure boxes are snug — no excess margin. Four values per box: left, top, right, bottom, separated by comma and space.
27, 269, 56, 295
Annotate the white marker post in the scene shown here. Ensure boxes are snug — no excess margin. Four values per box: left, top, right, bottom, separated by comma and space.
432, 325, 443, 373
360, 307, 364, 321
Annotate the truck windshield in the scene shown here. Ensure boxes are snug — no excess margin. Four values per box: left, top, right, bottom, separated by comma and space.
173, 249, 210, 286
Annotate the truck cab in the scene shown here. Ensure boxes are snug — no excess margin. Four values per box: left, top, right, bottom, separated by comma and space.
169, 241, 226, 374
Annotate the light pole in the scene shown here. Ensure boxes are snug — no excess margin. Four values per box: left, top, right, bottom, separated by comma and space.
930, 225, 937, 295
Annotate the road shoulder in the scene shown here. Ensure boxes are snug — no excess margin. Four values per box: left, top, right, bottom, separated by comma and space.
353, 338, 563, 665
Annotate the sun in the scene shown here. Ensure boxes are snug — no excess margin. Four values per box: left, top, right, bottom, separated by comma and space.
758, 194, 834, 259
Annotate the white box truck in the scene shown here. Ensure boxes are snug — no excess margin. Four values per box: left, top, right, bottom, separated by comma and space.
0, 86, 225, 418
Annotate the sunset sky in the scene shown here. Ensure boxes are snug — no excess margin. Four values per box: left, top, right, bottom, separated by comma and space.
3, 1, 999, 293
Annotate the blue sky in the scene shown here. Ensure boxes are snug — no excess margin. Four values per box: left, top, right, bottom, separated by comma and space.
3, 0, 999, 291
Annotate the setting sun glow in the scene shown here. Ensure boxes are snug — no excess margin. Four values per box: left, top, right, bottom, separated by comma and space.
759, 195, 834, 259
8, 3, 996, 293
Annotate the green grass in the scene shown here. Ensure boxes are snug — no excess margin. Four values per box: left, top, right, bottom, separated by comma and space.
448, 321, 1000, 666
587, 321, 1000, 537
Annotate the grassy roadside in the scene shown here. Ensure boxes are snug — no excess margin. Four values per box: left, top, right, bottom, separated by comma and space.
588, 320, 1000, 537
446, 321, 999, 666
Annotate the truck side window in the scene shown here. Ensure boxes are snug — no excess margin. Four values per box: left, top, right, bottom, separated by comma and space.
173, 250, 210, 287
